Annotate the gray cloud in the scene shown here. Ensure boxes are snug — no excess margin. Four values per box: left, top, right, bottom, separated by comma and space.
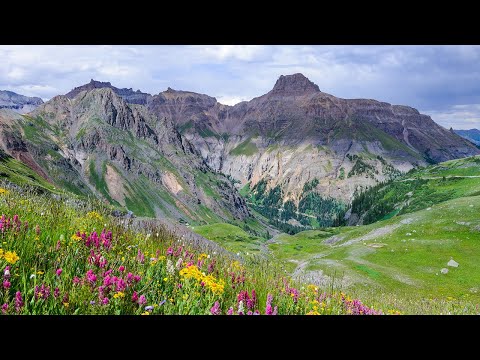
1, 45, 479, 129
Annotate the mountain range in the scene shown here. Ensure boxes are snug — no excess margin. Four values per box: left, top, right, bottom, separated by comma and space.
0, 74, 478, 231
454, 128, 480, 146
0, 90, 44, 113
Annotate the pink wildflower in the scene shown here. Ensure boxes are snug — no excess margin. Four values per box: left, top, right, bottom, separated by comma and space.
56, 268, 62, 277
132, 291, 138, 303
86, 270, 97, 284
3, 280, 11, 289
118, 266, 125, 272
1, 303, 8, 314
210, 301, 221, 315
138, 295, 147, 305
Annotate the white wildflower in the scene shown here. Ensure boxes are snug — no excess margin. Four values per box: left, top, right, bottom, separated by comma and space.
167, 259, 175, 275
30, 274, 36, 279
238, 300, 245, 314
175, 258, 183, 270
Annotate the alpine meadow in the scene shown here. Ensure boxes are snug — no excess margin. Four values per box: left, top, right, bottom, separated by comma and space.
1, 45, 480, 315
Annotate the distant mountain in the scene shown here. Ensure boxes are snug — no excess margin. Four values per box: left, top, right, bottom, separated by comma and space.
49, 74, 479, 230
0, 87, 249, 224
0, 90, 43, 113
147, 73, 479, 202
454, 128, 480, 145
65, 79, 152, 105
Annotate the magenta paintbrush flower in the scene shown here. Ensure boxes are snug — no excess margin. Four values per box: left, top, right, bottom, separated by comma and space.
3, 280, 11, 289
1, 303, 8, 314
210, 301, 221, 315
54, 287, 60, 298
138, 295, 147, 305
56, 268, 62, 276
132, 291, 139, 303
118, 265, 125, 272
86, 270, 97, 284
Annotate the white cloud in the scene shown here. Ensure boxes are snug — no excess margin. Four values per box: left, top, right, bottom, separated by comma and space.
0, 45, 479, 132
200, 45, 266, 62
217, 95, 249, 106
422, 104, 480, 130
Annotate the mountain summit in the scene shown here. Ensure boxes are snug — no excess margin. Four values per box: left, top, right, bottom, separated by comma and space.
270, 73, 321, 95
65, 79, 152, 105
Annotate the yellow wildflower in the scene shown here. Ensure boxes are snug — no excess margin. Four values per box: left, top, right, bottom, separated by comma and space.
180, 265, 224, 295
113, 292, 125, 299
163, 277, 168, 282
158, 256, 166, 261
63, 302, 69, 308
86, 211, 103, 221
0, 249, 3, 258
183, 294, 189, 301
37, 271, 44, 275
71, 234, 82, 241
230, 261, 244, 272
307, 310, 320, 315
3, 251, 20, 264
198, 253, 208, 261
0, 188, 9, 195
141, 311, 150, 315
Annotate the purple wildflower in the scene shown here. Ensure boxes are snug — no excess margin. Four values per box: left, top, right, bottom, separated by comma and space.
210, 301, 221, 315
3, 280, 11, 289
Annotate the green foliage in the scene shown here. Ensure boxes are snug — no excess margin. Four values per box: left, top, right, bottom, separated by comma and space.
178, 120, 194, 134
347, 154, 378, 178
303, 178, 319, 192
229, 138, 258, 156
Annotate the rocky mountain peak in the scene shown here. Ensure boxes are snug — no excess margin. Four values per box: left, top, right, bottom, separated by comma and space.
66, 80, 152, 105
270, 73, 321, 95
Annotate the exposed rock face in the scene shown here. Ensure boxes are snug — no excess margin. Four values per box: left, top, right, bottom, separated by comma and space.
146, 73, 480, 204
0, 90, 44, 113
0, 89, 249, 223
65, 79, 152, 105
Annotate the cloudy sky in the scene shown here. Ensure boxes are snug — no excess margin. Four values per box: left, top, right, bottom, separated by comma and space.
1, 45, 479, 129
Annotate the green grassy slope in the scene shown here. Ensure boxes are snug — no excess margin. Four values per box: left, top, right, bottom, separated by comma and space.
269, 190, 480, 313
348, 155, 480, 225
191, 223, 266, 255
